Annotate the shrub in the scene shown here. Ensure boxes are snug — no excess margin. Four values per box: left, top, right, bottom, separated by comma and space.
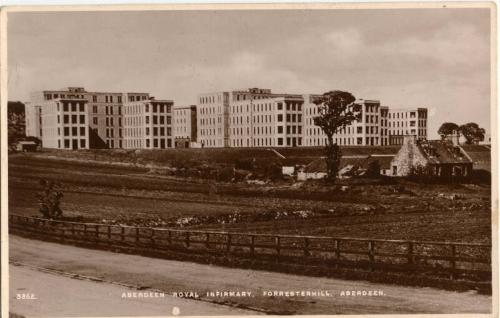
36, 179, 64, 219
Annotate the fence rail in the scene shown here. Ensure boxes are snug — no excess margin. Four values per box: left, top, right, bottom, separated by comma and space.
9, 214, 491, 283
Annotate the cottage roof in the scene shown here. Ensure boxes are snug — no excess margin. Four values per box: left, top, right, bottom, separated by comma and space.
460, 144, 491, 172
418, 140, 471, 165
303, 154, 395, 173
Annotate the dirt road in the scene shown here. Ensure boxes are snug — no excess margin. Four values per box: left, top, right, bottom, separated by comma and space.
9, 235, 491, 315
10, 265, 255, 317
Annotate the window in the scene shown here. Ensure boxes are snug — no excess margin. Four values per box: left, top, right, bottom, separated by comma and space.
146, 139, 150, 147
72, 127, 78, 135
64, 139, 70, 148
167, 128, 171, 136
105, 96, 109, 103
93, 106, 98, 113
153, 116, 158, 124
277, 114, 283, 122
160, 127, 165, 136
145, 116, 150, 124
71, 103, 77, 112
277, 126, 283, 134
153, 127, 158, 136
146, 128, 150, 135
72, 115, 77, 124
93, 96, 97, 102
80, 127, 85, 136
80, 115, 85, 124
357, 127, 363, 134
277, 138, 283, 145
167, 116, 171, 124
80, 139, 86, 148
64, 115, 69, 124
160, 116, 165, 124
118, 96, 122, 103
64, 127, 70, 136
63, 104, 69, 112
277, 103, 283, 110
145, 104, 149, 112
79, 104, 84, 112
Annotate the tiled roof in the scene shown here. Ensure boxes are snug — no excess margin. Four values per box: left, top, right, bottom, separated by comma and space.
418, 140, 471, 164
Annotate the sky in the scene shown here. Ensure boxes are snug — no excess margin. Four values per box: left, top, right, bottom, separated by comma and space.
7, 8, 492, 139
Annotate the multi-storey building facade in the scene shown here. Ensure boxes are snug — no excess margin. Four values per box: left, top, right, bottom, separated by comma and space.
122, 98, 174, 149
388, 108, 428, 145
173, 105, 197, 148
303, 97, 388, 147
27, 87, 151, 149
198, 88, 307, 148
34, 98, 89, 149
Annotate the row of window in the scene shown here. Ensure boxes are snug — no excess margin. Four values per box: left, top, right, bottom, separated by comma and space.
58, 102, 85, 112
61, 114, 86, 125
47, 93, 85, 100
106, 139, 122, 148
60, 126, 86, 137
58, 139, 86, 149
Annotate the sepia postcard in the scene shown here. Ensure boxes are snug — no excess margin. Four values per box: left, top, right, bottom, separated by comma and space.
0, 2, 498, 318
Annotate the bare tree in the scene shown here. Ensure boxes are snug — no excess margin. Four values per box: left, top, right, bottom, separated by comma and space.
313, 91, 361, 181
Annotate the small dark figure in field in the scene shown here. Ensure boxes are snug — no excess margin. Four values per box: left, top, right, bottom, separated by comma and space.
37, 179, 64, 219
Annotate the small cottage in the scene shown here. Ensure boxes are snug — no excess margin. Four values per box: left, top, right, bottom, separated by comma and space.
389, 135, 472, 178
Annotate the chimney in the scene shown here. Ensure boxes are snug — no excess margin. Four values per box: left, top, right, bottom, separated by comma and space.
445, 130, 460, 146
404, 135, 417, 145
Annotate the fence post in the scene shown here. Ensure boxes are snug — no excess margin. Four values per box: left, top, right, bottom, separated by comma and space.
407, 242, 414, 266
368, 241, 375, 271
275, 236, 281, 260
96, 225, 101, 243
334, 239, 341, 269
227, 234, 232, 253
304, 237, 310, 257
250, 235, 255, 256
450, 244, 456, 280
185, 232, 190, 248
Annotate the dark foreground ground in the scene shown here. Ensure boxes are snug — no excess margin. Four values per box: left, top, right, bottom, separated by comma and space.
8, 153, 491, 243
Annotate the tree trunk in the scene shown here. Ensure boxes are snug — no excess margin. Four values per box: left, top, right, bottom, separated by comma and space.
324, 135, 341, 182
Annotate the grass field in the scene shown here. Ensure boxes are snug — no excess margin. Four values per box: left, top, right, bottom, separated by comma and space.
8, 153, 492, 243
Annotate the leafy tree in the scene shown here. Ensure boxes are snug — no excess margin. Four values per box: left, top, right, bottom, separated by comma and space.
313, 91, 361, 182
36, 179, 64, 219
438, 122, 459, 140
459, 122, 485, 144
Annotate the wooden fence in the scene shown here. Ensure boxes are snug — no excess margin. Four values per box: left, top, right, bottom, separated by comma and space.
9, 214, 491, 283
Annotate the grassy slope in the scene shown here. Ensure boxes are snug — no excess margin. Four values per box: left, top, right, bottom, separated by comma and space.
8, 153, 492, 243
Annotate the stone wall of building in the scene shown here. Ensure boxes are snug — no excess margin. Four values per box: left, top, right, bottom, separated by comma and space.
389, 136, 428, 176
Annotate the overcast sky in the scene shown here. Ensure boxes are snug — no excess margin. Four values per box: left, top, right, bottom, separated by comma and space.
7, 8, 491, 138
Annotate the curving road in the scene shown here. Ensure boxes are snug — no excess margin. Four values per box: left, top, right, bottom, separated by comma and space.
9, 235, 492, 316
